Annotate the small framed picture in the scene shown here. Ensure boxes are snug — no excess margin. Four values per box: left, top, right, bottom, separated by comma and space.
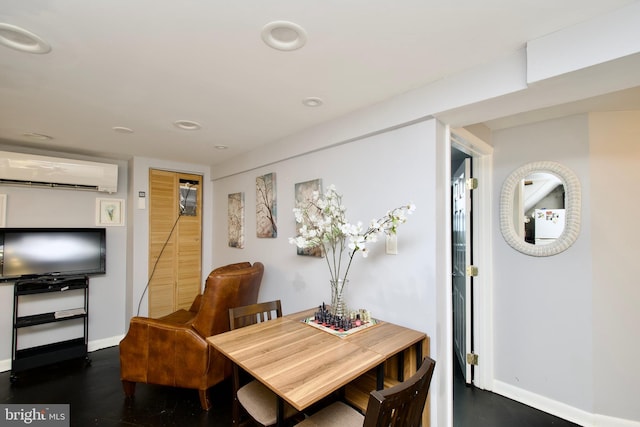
96, 198, 125, 226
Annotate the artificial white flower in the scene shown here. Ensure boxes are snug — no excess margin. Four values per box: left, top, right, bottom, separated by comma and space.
290, 185, 415, 285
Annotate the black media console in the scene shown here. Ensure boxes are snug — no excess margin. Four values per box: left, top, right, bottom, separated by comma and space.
10, 275, 91, 382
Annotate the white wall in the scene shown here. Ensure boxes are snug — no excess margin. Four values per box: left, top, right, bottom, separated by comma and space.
492, 115, 594, 415
211, 119, 443, 427
0, 149, 128, 370
491, 112, 640, 426
589, 112, 640, 423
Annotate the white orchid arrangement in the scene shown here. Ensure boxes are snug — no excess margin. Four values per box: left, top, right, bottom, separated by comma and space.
289, 185, 416, 285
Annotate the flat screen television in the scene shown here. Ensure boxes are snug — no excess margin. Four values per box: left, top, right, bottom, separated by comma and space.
0, 228, 106, 281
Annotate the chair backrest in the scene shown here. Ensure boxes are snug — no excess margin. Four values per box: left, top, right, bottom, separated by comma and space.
209, 262, 252, 278
229, 300, 282, 330
363, 356, 436, 427
191, 262, 264, 337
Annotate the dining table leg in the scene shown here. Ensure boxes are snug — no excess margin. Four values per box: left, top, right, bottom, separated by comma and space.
276, 396, 284, 427
376, 363, 385, 390
232, 364, 241, 425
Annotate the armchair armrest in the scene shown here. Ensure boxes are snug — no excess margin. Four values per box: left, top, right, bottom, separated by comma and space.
120, 316, 212, 387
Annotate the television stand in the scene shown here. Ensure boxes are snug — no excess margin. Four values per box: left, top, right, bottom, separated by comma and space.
10, 275, 91, 383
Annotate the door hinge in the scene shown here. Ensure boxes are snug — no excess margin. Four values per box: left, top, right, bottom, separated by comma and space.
466, 353, 479, 366
466, 265, 479, 276
466, 178, 478, 190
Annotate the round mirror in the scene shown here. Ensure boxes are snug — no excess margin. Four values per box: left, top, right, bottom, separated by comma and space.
499, 161, 581, 256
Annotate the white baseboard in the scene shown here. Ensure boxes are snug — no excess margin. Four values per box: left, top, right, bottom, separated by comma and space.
591, 414, 640, 427
88, 335, 124, 352
493, 380, 640, 427
0, 335, 124, 374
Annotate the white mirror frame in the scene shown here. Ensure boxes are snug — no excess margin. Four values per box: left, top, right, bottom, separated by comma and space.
499, 161, 581, 256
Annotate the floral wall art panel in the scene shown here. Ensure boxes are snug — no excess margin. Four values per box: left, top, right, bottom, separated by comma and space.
96, 198, 125, 226
256, 172, 277, 238
294, 178, 323, 257
228, 192, 245, 249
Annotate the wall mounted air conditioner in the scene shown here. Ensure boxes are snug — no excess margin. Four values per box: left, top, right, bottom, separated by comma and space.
0, 151, 118, 193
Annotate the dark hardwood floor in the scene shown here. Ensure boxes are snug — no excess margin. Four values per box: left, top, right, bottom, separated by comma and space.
1, 346, 232, 426
453, 360, 581, 427
1, 346, 580, 426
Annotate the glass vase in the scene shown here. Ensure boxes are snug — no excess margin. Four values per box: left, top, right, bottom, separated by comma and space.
330, 279, 349, 318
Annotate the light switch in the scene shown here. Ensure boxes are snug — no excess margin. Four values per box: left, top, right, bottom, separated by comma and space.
386, 234, 398, 255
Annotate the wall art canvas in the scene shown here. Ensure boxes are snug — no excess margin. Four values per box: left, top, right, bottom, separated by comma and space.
256, 172, 277, 238
294, 178, 323, 257
228, 192, 245, 248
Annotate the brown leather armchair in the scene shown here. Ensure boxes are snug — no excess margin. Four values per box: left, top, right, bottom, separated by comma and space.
119, 262, 264, 410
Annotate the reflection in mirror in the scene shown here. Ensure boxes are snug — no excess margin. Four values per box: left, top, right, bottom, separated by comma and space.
513, 173, 565, 245
500, 161, 581, 257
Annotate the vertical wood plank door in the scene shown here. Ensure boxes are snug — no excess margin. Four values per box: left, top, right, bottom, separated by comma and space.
148, 169, 202, 318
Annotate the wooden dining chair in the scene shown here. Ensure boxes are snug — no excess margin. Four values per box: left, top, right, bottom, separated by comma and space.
295, 356, 436, 427
229, 300, 298, 426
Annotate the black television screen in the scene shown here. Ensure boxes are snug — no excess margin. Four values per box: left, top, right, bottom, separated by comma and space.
0, 228, 106, 280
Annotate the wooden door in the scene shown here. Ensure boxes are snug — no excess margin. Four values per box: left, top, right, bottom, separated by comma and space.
148, 169, 202, 318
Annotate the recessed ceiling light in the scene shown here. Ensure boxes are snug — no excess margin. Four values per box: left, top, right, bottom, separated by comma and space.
214, 145, 229, 150
23, 132, 53, 140
302, 97, 323, 107
173, 120, 201, 131
0, 23, 51, 54
261, 21, 307, 51
112, 126, 134, 134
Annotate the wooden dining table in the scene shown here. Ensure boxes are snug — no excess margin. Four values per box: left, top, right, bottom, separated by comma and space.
206, 308, 429, 426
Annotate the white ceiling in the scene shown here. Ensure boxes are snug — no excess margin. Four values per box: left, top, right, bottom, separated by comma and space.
0, 0, 637, 165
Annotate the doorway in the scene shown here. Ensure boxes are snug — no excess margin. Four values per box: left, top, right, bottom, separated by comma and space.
148, 169, 203, 318
452, 149, 473, 384
450, 127, 494, 394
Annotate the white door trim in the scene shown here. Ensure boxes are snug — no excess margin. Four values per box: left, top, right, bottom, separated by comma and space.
451, 127, 494, 391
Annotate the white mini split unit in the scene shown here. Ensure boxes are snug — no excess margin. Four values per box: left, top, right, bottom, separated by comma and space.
0, 151, 118, 193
